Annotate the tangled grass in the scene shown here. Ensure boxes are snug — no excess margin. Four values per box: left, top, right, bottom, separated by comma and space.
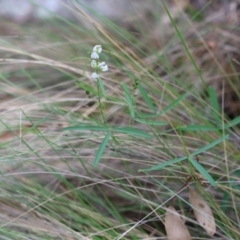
0, 1, 240, 239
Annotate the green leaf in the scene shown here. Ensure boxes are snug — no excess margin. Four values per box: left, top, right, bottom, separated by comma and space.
220, 192, 229, 211
230, 169, 240, 190
122, 83, 134, 118
177, 124, 218, 132
189, 157, 216, 186
93, 131, 111, 167
98, 78, 106, 97
62, 125, 110, 132
177, 118, 240, 132
190, 134, 229, 157
208, 86, 221, 124
139, 156, 186, 172
134, 118, 168, 126
62, 125, 152, 138
223, 116, 240, 129
114, 127, 152, 138
140, 135, 229, 172
137, 84, 156, 112
160, 93, 187, 116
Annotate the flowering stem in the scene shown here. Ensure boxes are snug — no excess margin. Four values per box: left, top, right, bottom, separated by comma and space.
96, 78, 106, 125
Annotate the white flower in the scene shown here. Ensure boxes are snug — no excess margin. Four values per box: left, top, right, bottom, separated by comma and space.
91, 60, 97, 68
98, 62, 108, 72
93, 45, 102, 54
90, 45, 108, 79
100, 65, 108, 72
91, 52, 99, 59
91, 72, 98, 79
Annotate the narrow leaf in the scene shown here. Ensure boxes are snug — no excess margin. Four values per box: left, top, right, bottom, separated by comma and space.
134, 118, 168, 126
137, 84, 156, 112
190, 134, 229, 157
93, 131, 111, 167
177, 124, 218, 132
223, 116, 240, 129
189, 157, 216, 186
165, 206, 191, 240
62, 125, 152, 138
122, 83, 134, 118
160, 93, 187, 116
189, 187, 216, 236
62, 125, 110, 132
208, 86, 221, 124
179, 120, 240, 131
140, 135, 228, 172
139, 156, 186, 172
114, 127, 152, 138
98, 78, 106, 96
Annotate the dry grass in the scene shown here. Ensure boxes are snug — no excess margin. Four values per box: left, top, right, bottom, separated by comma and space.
0, 1, 240, 239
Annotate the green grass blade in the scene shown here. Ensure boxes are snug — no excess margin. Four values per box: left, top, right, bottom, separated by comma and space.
223, 116, 240, 129
161, 0, 205, 86
220, 192, 229, 211
190, 134, 229, 157
177, 124, 218, 132
178, 118, 240, 132
134, 118, 168, 126
114, 127, 152, 138
231, 169, 240, 190
62, 125, 152, 138
160, 93, 187, 115
62, 125, 110, 132
140, 135, 229, 172
122, 83, 134, 118
208, 86, 221, 124
137, 84, 156, 113
139, 156, 186, 172
98, 78, 106, 97
189, 157, 216, 186
93, 131, 111, 167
